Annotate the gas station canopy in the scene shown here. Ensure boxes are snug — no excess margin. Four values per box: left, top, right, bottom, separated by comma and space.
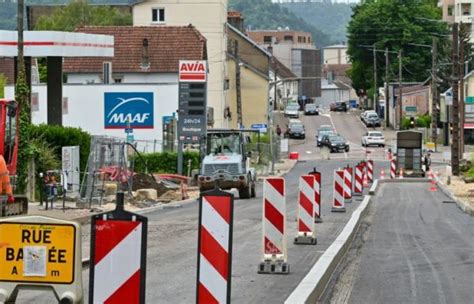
0, 30, 114, 57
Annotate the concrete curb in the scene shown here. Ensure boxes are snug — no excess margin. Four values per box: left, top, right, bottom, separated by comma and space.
435, 177, 474, 217
284, 195, 372, 304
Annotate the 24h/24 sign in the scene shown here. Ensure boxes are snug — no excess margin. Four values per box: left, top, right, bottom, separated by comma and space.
0, 222, 76, 284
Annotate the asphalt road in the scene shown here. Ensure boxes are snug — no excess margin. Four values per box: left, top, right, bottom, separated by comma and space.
286, 110, 389, 161
324, 183, 474, 304
14, 160, 374, 304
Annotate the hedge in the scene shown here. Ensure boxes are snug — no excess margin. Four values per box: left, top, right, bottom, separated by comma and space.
133, 151, 200, 174
28, 124, 91, 173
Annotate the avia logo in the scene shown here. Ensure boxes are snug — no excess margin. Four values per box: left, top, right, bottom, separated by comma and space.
104, 92, 154, 129
179, 60, 207, 82
179, 62, 206, 73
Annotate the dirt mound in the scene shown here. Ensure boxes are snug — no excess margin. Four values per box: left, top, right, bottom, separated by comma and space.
131, 173, 168, 196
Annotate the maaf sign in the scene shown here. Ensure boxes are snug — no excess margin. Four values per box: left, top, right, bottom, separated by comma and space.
179, 60, 207, 83
104, 92, 154, 129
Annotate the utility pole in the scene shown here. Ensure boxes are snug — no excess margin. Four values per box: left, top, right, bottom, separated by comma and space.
452, 23, 460, 176
385, 47, 390, 128
373, 45, 377, 112
398, 49, 403, 129
234, 40, 243, 128
431, 37, 438, 152
459, 29, 465, 157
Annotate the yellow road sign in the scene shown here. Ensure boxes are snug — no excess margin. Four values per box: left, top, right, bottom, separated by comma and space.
0, 222, 76, 284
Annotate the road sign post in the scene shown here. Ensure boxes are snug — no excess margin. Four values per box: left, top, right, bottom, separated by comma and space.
0, 216, 82, 303
89, 192, 147, 304
196, 188, 234, 304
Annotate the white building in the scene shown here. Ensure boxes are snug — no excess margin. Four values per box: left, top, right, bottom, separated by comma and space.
323, 44, 349, 65
439, 0, 474, 43
132, 0, 229, 127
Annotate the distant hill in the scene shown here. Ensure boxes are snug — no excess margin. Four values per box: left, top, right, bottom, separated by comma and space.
229, 0, 332, 47
279, 2, 354, 43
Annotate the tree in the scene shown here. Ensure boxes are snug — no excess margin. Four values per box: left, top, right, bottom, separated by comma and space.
35, 0, 132, 32
347, 0, 449, 96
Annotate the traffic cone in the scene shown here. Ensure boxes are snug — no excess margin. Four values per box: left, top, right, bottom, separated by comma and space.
399, 168, 404, 179
380, 169, 385, 180
363, 172, 369, 187
430, 178, 437, 192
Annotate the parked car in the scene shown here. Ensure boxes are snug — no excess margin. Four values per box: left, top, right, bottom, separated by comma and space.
330, 102, 348, 112
360, 110, 376, 121
316, 125, 335, 147
363, 112, 381, 127
304, 103, 319, 115
320, 134, 350, 152
284, 104, 300, 118
288, 120, 305, 139
362, 131, 385, 147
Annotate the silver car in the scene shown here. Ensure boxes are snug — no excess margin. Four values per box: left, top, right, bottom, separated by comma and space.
284, 104, 300, 118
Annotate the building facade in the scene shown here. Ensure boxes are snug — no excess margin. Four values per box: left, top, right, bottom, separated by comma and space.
247, 29, 321, 102
132, 0, 229, 127
226, 24, 271, 129
439, 0, 473, 42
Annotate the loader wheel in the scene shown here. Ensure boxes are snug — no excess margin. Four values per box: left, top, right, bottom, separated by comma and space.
239, 185, 251, 199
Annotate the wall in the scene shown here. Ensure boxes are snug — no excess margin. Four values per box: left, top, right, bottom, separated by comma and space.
133, 0, 228, 127
5, 83, 178, 151
227, 60, 269, 129
323, 47, 348, 65
316, 87, 350, 110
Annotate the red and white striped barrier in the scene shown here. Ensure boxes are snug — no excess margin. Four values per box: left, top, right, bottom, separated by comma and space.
399, 168, 404, 179
367, 160, 374, 182
354, 165, 363, 196
380, 169, 385, 180
390, 159, 396, 179
89, 193, 147, 304
343, 166, 353, 203
308, 169, 322, 223
295, 175, 317, 245
332, 169, 346, 213
197, 192, 234, 304
259, 177, 289, 274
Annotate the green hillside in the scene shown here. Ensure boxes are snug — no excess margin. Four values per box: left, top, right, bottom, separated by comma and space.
229, 0, 332, 47
280, 2, 353, 43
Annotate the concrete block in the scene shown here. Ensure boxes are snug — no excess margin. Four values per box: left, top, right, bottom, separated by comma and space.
136, 188, 158, 201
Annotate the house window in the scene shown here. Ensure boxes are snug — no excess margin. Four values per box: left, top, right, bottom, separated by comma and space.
447, 5, 454, 16
152, 8, 165, 23
284, 35, 293, 42
114, 77, 123, 83
263, 36, 272, 44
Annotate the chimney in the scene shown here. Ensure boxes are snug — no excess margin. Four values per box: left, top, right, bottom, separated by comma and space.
141, 38, 150, 70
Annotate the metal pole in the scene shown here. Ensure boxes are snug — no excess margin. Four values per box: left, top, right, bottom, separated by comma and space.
432, 37, 438, 152
398, 49, 403, 130
452, 23, 460, 176
385, 47, 390, 128
459, 29, 465, 157
177, 141, 183, 175
373, 45, 377, 111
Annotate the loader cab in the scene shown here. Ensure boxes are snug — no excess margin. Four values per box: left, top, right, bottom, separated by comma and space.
0, 99, 19, 175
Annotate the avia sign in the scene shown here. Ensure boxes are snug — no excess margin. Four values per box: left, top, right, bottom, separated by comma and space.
179, 60, 207, 82
104, 92, 154, 129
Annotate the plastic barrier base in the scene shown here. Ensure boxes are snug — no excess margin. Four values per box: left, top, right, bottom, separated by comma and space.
294, 234, 317, 245
331, 207, 346, 213
345, 198, 353, 204
258, 261, 290, 274
315, 217, 323, 223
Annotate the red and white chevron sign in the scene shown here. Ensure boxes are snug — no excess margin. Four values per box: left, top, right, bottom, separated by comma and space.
390, 159, 396, 179
262, 177, 287, 258
297, 175, 315, 235
90, 218, 147, 304
367, 160, 374, 182
343, 167, 353, 201
197, 193, 234, 304
312, 171, 322, 220
332, 170, 346, 212
354, 165, 363, 196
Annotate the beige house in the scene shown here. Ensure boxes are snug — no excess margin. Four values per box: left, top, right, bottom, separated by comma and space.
226, 24, 271, 129
132, 0, 229, 128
